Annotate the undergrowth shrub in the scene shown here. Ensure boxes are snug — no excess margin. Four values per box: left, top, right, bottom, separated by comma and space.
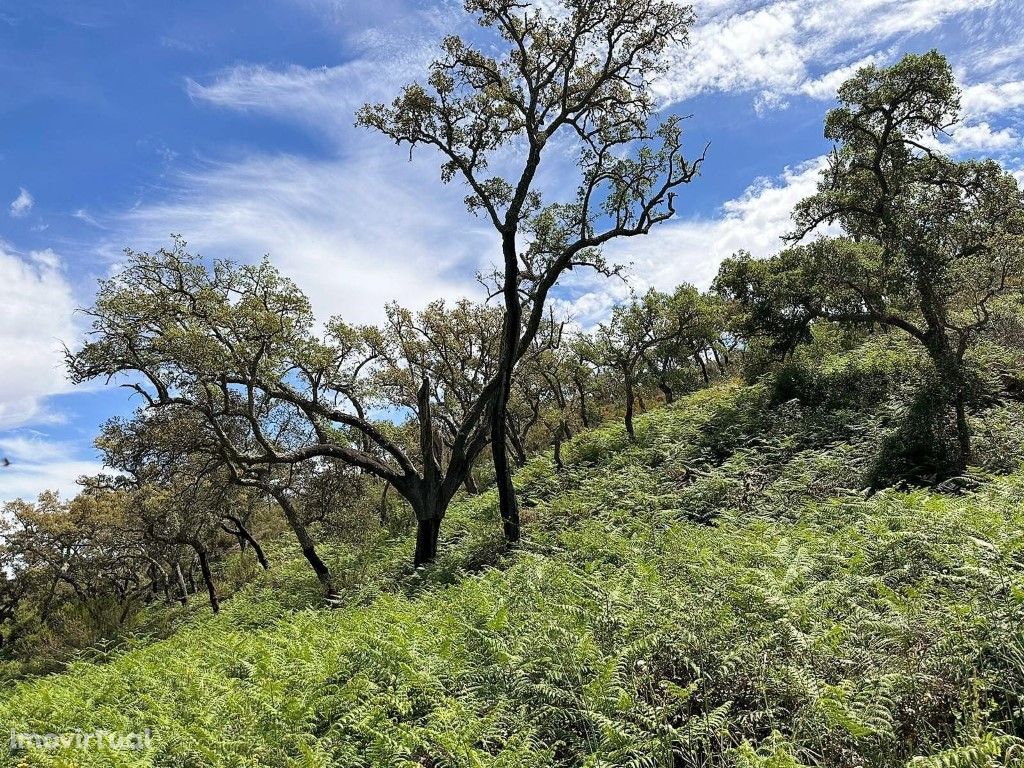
5, 384, 1024, 767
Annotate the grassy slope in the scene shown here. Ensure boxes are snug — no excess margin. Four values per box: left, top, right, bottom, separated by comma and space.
3, 382, 1024, 767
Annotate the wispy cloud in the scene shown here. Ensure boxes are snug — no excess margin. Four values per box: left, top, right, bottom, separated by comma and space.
187, 63, 375, 139
72, 208, 104, 228
0, 247, 78, 430
8, 187, 33, 217
116, 150, 495, 324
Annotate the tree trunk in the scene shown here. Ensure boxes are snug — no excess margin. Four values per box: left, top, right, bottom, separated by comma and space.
413, 516, 441, 567
507, 419, 528, 468
576, 380, 591, 428
271, 489, 334, 595
695, 353, 709, 385
711, 345, 726, 374
490, 217, 526, 546
225, 515, 269, 570
658, 381, 675, 405
463, 471, 479, 495
194, 546, 219, 614
924, 329, 971, 474
624, 375, 636, 441
247, 537, 269, 570
491, 326, 521, 543
174, 561, 189, 605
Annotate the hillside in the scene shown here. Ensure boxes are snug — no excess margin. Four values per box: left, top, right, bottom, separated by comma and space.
5, 365, 1024, 767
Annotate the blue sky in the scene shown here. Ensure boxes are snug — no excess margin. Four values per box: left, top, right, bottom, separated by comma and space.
1, 0, 1023, 503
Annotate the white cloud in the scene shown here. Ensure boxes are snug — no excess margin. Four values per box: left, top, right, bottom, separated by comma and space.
138, 39, 542, 325
118, 150, 495, 324
557, 156, 831, 325
72, 208, 103, 228
799, 52, 892, 100
655, 0, 999, 109
8, 187, 33, 218
187, 63, 376, 139
960, 80, 1024, 119
0, 247, 78, 430
0, 434, 101, 505
117, 0, 1024, 328
920, 118, 1022, 156
946, 121, 1020, 152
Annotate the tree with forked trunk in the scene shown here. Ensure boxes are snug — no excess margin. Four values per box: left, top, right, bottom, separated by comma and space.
68, 247, 541, 570
359, 0, 706, 544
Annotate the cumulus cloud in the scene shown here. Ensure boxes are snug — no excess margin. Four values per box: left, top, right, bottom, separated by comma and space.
655, 0, 998, 109
0, 434, 102, 505
960, 80, 1024, 119
8, 187, 33, 217
942, 121, 1020, 153
0, 247, 78, 430
556, 157, 831, 326
798, 53, 893, 100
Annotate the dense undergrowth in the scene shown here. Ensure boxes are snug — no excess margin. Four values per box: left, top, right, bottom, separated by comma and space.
5, 339, 1024, 767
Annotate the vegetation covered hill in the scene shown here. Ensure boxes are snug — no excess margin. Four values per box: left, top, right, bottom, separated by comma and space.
3, 7, 1024, 767
6, 341, 1024, 766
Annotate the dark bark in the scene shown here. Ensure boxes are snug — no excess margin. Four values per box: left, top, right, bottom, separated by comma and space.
195, 546, 219, 614
624, 375, 636, 441
695, 353, 709, 385
414, 517, 441, 567
223, 514, 269, 570
711, 345, 727, 374
553, 424, 565, 470
148, 563, 160, 597
507, 419, 528, 468
270, 489, 334, 594
247, 536, 270, 571
413, 377, 448, 565
575, 378, 591, 428
490, 198, 530, 546
463, 471, 479, 495
303, 546, 333, 589
491, 366, 522, 543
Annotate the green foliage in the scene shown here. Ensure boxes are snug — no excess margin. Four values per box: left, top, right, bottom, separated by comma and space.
5, 381, 1024, 766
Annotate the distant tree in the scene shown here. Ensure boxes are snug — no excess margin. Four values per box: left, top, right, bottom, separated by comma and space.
69, 246, 512, 568
504, 310, 570, 467
588, 286, 719, 439
638, 286, 724, 403
100, 411, 273, 562
717, 52, 1024, 471
2, 490, 152, 633
359, 0, 705, 544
